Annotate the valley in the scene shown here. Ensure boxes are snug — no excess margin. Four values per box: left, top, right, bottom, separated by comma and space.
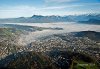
0, 23, 100, 69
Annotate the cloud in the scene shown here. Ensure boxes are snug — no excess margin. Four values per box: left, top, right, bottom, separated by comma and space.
0, 6, 40, 18
0, 2, 100, 18
44, 0, 78, 3
41, 4, 83, 10
0, 6, 37, 11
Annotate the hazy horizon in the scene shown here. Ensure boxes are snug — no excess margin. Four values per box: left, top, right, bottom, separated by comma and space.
0, 0, 100, 18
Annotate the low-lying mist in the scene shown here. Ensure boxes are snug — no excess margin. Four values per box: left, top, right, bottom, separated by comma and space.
14, 22, 100, 46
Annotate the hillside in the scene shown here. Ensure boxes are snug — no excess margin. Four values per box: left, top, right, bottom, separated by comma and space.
0, 50, 99, 69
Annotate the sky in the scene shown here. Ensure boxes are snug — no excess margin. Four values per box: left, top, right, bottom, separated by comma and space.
0, 0, 100, 18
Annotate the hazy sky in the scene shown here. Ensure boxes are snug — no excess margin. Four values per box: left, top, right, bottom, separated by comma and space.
0, 0, 100, 18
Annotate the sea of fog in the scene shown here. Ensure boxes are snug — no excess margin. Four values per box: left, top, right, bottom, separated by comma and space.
0, 22, 100, 45
3, 22, 100, 32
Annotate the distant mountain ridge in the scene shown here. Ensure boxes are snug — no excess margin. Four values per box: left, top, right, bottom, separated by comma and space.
0, 15, 72, 23
0, 14, 100, 24
79, 19, 100, 25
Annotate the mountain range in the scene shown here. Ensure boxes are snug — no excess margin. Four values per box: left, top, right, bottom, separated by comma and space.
0, 14, 100, 24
